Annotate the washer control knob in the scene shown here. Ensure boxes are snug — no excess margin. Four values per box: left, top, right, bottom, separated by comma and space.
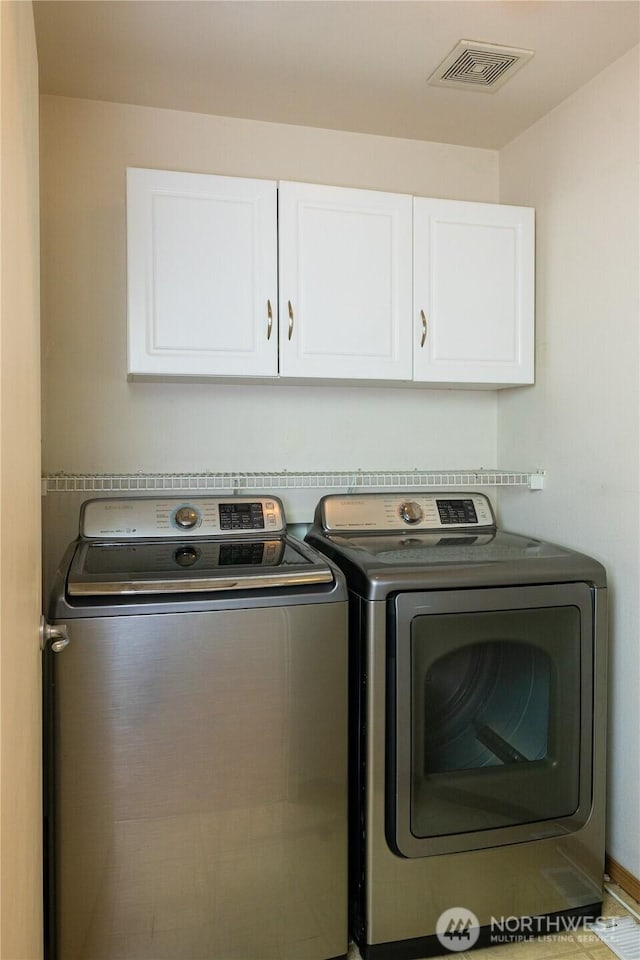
399, 500, 423, 525
174, 506, 199, 529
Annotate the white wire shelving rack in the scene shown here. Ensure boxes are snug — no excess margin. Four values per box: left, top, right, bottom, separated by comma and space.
42, 469, 545, 495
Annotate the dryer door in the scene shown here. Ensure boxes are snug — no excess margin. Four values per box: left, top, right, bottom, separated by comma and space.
388, 583, 595, 858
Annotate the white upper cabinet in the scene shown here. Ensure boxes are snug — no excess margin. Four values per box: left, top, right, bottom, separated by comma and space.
278, 181, 413, 380
126, 170, 534, 387
413, 198, 535, 387
127, 168, 278, 377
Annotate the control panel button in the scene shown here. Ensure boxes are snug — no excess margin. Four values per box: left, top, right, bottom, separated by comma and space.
399, 501, 424, 525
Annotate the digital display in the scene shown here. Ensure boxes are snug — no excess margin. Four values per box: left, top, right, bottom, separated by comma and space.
219, 502, 265, 531
436, 499, 478, 525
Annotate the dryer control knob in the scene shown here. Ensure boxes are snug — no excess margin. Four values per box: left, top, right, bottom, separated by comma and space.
174, 506, 199, 529
399, 501, 423, 524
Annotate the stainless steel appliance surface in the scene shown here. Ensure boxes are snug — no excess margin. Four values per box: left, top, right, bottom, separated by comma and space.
44, 496, 348, 960
306, 493, 607, 960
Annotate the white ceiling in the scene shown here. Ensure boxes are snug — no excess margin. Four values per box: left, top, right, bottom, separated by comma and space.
33, 0, 640, 150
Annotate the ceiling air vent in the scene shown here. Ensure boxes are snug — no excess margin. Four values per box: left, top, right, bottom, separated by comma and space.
428, 40, 534, 93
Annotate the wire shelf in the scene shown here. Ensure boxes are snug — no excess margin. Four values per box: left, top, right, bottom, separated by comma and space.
43, 469, 545, 494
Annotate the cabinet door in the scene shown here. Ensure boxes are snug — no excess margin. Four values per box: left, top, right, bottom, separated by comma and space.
413, 198, 534, 386
279, 181, 412, 380
127, 168, 278, 377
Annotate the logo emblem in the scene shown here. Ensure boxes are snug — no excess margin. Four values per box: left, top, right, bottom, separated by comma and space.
436, 907, 480, 952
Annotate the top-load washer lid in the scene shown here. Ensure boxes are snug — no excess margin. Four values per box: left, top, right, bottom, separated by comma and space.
67, 536, 333, 596
306, 493, 607, 598
66, 496, 334, 597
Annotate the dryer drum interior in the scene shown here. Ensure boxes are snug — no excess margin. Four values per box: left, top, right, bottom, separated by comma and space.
421, 638, 551, 768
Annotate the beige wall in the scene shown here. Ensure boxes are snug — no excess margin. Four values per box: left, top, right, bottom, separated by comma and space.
0, 2, 43, 957
498, 46, 640, 877
39, 95, 499, 483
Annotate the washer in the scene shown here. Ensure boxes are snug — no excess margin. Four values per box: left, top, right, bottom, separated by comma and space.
44, 496, 348, 960
306, 492, 607, 960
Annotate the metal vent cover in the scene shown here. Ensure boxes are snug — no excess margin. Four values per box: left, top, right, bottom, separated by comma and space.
429, 40, 534, 93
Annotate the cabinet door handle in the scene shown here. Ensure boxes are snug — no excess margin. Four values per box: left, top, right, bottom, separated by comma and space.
267, 300, 273, 340
420, 309, 428, 348
288, 301, 294, 341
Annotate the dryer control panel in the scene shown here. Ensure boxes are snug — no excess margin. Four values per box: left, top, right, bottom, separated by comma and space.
319, 493, 495, 532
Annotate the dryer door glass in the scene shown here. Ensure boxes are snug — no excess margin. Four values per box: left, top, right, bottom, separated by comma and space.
390, 584, 594, 858
412, 608, 578, 837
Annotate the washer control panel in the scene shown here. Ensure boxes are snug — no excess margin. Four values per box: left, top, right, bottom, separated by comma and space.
320, 493, 495, 532
80, 496, 285, 539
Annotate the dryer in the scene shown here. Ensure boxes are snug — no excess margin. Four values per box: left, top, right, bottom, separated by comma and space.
306, 492, 607, 960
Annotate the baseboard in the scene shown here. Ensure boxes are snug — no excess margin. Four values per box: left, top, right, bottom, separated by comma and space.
606, 854, 640, 903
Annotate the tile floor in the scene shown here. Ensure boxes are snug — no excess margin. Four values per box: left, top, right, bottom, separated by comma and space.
348, 884, 640, 960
